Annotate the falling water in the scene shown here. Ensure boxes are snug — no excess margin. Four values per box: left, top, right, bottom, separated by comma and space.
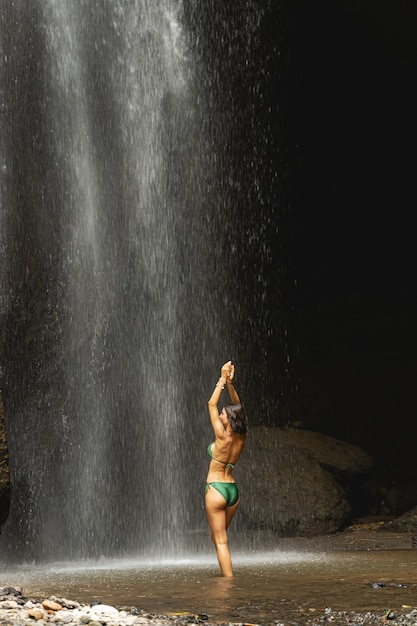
0, 1, 289, 562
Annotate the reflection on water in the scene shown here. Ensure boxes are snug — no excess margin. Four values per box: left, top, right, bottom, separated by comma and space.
2, 550, 417, 623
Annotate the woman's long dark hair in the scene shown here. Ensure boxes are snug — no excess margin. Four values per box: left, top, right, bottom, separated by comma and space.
224, 403, 248, 434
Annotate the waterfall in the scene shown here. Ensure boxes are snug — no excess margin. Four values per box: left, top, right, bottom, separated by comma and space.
0, 0, 222, 562
0, 0, 288, 563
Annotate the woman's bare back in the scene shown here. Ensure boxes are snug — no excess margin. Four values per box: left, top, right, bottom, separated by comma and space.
207, 433, 246, 480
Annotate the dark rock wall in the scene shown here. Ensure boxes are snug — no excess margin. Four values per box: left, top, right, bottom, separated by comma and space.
287, 0, 417, 508
0, 392, 10, 528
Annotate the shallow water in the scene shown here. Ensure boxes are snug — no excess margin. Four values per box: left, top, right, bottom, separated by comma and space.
2, 548, 417, 623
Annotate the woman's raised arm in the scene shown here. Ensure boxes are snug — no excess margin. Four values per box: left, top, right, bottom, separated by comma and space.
207, 361, 232, 434
226, 363, 240, 403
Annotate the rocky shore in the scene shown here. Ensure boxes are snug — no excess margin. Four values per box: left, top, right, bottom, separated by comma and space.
1, 589, 213, 626
1, 595, 417, 626
1, 589, 190, 626
2, 583, 417, 626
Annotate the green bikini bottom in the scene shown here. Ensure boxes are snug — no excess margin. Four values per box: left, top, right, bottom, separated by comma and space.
205, 481, 239, 507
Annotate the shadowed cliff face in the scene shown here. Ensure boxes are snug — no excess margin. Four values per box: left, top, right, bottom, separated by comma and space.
285, 0, 417, 492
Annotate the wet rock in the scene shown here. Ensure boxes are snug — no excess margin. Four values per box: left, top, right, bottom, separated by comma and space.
42, 600, 62, 612
238, 427, 372, 536
0, 588, 22, 597
0, 602, 19, 609
50, 598, 82, 610
379, 505, 417, 533
89, 604, 121, 622
52, 610, 76, 623
26, 608, 46, 620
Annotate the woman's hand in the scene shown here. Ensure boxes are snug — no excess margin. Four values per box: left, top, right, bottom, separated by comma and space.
221, 361, 232, 382
227, 363, 235, 383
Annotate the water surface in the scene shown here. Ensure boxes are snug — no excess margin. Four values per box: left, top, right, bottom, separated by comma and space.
2, 549, 417, 623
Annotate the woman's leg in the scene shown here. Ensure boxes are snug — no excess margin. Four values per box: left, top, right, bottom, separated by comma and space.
226, 498, 240, 529
205, 487, 239, 577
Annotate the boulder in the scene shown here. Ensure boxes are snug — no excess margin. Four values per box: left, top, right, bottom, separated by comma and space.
379, 505, 417, 533
237, 427, 374, 537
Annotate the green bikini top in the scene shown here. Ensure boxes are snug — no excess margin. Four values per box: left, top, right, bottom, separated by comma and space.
207, 441, 235, 474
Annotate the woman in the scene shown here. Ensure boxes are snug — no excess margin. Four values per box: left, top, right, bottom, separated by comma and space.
205, 360, 248, 577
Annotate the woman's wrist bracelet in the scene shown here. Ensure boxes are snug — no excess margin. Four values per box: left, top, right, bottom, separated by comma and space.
216, 377, 226, 389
